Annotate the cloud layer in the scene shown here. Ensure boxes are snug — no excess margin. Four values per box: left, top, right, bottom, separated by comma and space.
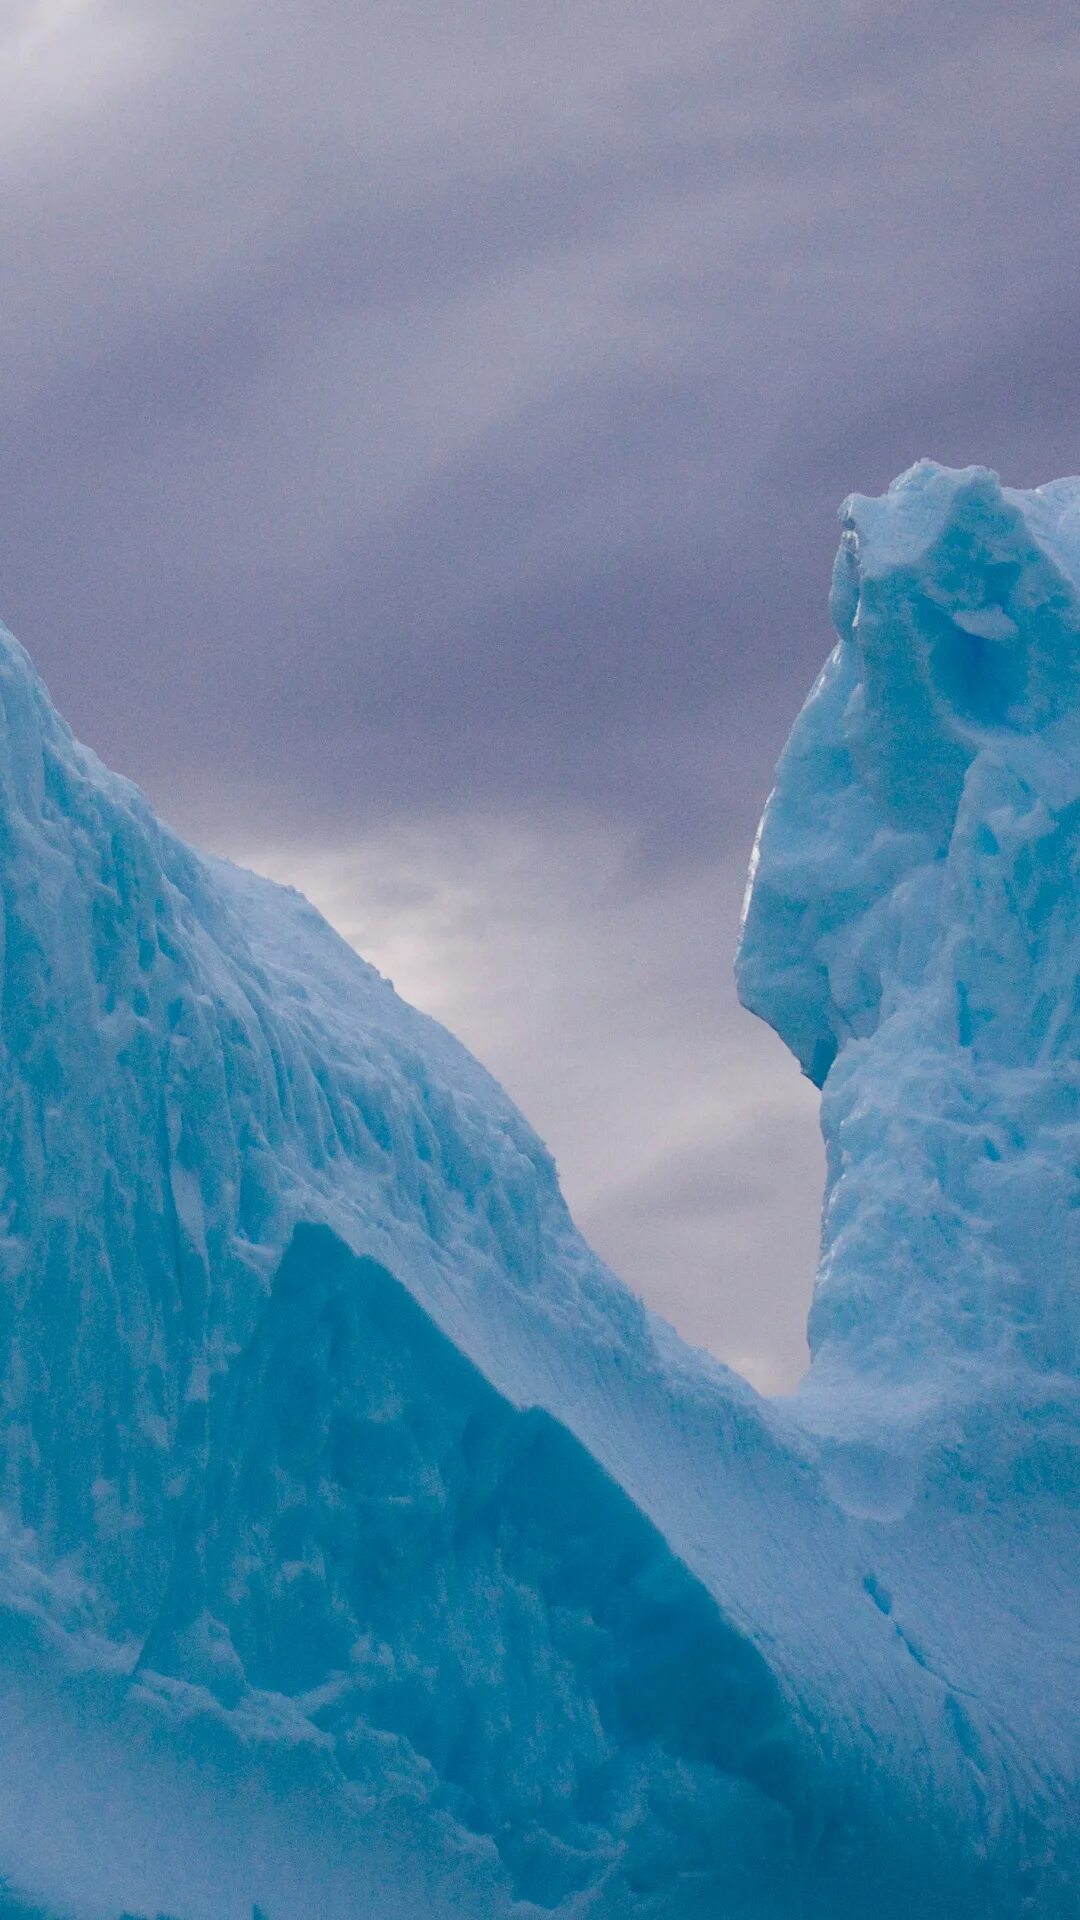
3, 1, 1079, 1383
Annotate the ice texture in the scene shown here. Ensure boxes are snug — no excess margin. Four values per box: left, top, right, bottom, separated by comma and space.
739, 461, 1080, 1394
0, 462, 1074, 1918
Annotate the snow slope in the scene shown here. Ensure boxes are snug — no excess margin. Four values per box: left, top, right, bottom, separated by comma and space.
0, 461, 1074, 1916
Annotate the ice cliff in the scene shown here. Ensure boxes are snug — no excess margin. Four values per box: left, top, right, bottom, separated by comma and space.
739, 462, 1080, 1400
0, 461, 1074, 1919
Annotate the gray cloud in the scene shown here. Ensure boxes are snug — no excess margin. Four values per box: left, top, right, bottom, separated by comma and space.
7, 0, 1080, 843
2, 0, 1079, 1381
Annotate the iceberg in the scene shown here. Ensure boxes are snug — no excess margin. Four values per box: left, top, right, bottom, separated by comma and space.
0, 460, 1073, 1917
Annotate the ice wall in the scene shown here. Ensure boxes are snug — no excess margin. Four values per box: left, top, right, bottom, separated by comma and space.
739, 461, 1080, 1396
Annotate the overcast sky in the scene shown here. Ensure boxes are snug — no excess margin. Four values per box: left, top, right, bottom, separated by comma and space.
4, 2, 1080, 1389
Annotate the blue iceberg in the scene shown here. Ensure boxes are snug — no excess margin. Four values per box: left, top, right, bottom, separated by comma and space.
0, 460, 1073, 1916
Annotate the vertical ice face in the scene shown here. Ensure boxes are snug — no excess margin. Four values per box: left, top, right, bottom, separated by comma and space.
738, 462, 1080, 1392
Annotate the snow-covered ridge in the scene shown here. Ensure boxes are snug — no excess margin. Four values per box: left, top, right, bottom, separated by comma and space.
0, 609, 829, 1915
0, 467, 1074, 1917
0, 606, 644, 1616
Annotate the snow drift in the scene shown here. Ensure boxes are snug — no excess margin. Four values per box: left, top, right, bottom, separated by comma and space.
0, 460, 1075, 1917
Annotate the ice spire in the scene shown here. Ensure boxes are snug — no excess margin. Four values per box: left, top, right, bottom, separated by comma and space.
739, 461, 1080, 1389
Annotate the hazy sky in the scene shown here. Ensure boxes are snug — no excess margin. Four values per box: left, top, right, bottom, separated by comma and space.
4, 2, 1080, 1389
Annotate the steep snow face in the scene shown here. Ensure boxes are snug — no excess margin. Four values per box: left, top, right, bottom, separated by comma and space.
0, 616, 841, 1917
738, 462, 1080, 1395
0, 614, 639, 1628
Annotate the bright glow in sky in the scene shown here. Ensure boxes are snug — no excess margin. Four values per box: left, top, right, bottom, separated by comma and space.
229, 821, 822, 1392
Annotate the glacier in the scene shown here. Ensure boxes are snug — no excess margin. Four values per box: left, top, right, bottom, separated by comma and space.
0, 459, 1074, 1917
